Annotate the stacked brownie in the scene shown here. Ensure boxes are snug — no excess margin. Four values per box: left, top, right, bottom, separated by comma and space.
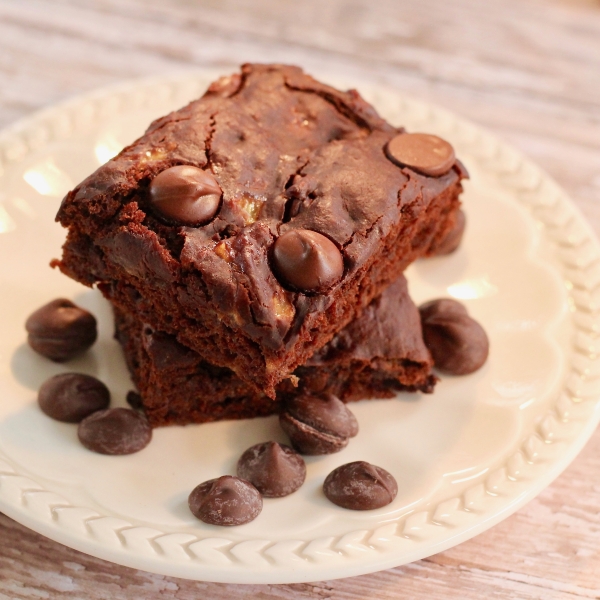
113, 276, 436, 426
53, 63, 466, 427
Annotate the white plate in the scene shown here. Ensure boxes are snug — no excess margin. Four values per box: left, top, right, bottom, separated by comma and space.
0, 72, 599, 585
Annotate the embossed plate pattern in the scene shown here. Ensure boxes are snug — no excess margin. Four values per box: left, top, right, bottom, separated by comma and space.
0, 72, 599, 584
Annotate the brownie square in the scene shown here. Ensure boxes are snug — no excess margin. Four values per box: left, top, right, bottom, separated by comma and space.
54, 63, 464, 397
115, 276, 436, 427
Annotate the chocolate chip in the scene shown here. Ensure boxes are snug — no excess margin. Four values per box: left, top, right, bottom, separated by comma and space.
420, 298, 468, 320
237, 442, 306, 497
430, 209, 466, 256
419, 298, 489, 375
38, 373, 110, 423
188, 476, 262, 526
25, 299, 97, 362
323, 461, 398, 510
78, 408, 152, 455
279, 393, 358, 455
149, 165, 222, 226
126, 390, 143, 410
272, 229, 343, 293
386, 133, 456, 177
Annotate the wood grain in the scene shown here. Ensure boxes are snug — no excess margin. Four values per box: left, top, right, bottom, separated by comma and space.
1, 0, 599, 597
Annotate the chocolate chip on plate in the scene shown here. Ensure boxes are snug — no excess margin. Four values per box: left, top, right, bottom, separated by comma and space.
430, 209, 466, 256
419, 298, 489, 375
38, 373, 110, 423
279, 393, 359, 455
323, 461, 398, 510
237, 442, 306, 497
386, 132, 456, 177
25, 298, 97, 362
149, 165, 222, 226
78, 408, 152, 455
272, 229, 344, 293
188, 475, 262, 526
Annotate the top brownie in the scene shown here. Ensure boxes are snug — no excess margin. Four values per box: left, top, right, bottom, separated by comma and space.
54, 63, 465, 397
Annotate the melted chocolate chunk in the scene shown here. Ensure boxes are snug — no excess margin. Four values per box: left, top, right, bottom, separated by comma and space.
237, 442, 306, 497
419, 298, 489, 375
149, 165, 222, 226
38, 373, 110, 423
188, 475, 262, 526
25, 299, 97, 362
272, 229, 343, 293
78, 408, 152, 455
386, 133, 455, 177
279, 393, 358, 455
430, 209, 466, 256
323, 461, 398, 510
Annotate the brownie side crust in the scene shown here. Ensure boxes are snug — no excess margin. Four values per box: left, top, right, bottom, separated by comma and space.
55, 64, 463, 397
114, 276, 436, 427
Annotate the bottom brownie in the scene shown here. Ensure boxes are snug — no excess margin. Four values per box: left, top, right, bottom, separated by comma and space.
114, 276, 436, 427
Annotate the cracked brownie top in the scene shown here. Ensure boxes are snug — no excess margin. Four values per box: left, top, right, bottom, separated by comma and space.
55, 64, 465, 392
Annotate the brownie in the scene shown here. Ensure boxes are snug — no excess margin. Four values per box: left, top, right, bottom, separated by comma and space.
114, 276, 436, 427
54, 63, 464, 397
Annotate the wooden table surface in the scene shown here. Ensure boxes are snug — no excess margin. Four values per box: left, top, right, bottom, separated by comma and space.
1, 0, 599, 597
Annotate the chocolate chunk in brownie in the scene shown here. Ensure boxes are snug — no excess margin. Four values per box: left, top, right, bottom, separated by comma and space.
54, 64, 464, 397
